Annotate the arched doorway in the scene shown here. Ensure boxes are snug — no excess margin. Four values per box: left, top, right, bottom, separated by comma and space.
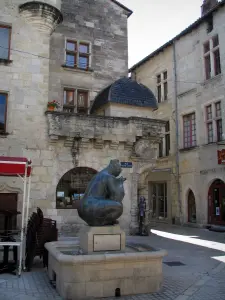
187, 190, 196, 223
208, 179, 225, 225
56, 167, 97, 209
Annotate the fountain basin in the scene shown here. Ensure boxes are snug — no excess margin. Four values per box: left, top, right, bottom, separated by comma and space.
45, 239, 167, 299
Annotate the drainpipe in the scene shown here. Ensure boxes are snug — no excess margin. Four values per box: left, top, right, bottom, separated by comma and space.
172, 40, 183, 224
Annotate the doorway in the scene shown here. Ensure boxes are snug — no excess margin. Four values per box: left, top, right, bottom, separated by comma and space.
208, 179, 225, 225
187, 190, 196, 223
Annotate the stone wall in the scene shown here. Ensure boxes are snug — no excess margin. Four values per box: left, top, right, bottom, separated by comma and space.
130, 46, 178, 223
0, 0, 167, 235
0, 0, 133, 234
49, 0, 129, 108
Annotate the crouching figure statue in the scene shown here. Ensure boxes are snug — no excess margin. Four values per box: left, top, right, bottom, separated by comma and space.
77, 159, 126, 226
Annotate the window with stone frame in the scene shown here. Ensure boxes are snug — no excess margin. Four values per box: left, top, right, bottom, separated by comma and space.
204, 35, 221, 80
65, 39, 90, 70
205, 101, 222, 143
158, 121, 170, 158
0, 92, 7, 133
156, 71, 168, 103
0, 24, 11, 61
183, 113, 196, 148
63, 88, 89, 114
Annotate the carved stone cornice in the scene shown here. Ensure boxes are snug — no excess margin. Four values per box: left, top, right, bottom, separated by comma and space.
45, 112, 166, 147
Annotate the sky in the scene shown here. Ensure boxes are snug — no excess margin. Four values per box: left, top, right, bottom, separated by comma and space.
118, 0, 204, 68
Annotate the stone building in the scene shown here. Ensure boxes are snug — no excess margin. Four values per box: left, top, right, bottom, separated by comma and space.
130, 0, 225, 227
0, 0, 166, 234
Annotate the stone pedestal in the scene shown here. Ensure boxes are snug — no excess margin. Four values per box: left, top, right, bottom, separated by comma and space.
79, 225, 126, 254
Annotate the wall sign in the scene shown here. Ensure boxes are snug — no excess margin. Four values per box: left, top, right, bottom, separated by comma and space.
218, 149, 225, 164
121, 162, 133, 168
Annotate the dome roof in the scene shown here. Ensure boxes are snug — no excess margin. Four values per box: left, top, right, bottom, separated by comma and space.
90, 77, 158, 114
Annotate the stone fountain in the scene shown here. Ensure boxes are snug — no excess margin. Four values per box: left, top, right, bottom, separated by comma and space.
45, 159, 167, 299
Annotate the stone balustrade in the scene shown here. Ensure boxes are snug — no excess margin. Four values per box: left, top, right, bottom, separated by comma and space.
45, 111, 166, 149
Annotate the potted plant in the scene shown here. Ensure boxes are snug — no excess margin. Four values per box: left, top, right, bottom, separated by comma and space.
47, 100, 59, 111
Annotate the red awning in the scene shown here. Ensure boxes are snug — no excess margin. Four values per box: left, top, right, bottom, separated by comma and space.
0, 157, 32, 177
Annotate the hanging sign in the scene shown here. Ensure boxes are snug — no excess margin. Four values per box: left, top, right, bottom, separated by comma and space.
120, 162, 133, 168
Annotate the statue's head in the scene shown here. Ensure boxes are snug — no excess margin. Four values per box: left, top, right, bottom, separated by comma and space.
108, 159, 122, 176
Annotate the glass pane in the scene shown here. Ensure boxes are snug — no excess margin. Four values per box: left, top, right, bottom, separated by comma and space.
213, 35, 219, 48
79, 56, 88, 69
77, 92, 87, 108
204, 41, 210, 53
163, 71, 167, 80
64, 90, 74, 105
215, 102, 221, 117
157, 75, 161, 84
79, 44, 89, 53
56, 167, 97, 209
205, 55, 211, 79
164, 82, 168, 100
0, 94, 6, 131
206, 105, 212, 120
157, 85, 161, 103
217, 119, 222, 142
66, 54, 75, 67
66, 41, 76, 51
165, 121, 170, 132
214, 49, 221, 75
0, 27, 10, 59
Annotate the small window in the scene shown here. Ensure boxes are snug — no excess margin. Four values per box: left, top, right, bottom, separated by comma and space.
203, 35, 221, 80
0, 93, 7, 133
65, 40, 90, 70
205, 101, 223, 143
0, 25, 11, 60
156, 71, 168, 103
63, 88, 88, 114
183, 113, 196, 148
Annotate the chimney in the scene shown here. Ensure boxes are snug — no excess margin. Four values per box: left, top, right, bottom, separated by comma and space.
201, 0, 218, 16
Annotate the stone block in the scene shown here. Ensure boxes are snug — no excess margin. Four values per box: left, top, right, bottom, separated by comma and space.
79, 225, 126, 254
45, 239, 167, 299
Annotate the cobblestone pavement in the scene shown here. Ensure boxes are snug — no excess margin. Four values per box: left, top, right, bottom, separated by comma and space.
0, 225, 225, 300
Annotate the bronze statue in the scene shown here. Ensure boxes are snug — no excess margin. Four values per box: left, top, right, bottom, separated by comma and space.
77, 159, 126, 226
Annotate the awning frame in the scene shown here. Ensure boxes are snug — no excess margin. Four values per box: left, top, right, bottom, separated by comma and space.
0, 156, 32, 276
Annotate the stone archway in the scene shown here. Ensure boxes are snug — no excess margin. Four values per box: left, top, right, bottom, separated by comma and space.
187, 189, 196, 223
56, 167, 97, 209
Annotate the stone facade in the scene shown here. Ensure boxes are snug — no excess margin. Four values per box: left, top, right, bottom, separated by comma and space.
131, 47, 179, 225
130, 1, 225, 227
0, 0, 165, 234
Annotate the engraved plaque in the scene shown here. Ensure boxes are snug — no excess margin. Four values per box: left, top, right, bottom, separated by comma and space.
93, 234, 121, 252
